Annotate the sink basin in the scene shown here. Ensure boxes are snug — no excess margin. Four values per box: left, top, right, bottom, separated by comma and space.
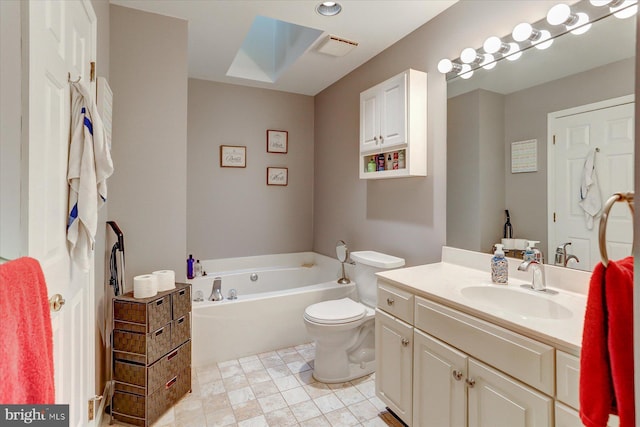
460, 285, 572, 320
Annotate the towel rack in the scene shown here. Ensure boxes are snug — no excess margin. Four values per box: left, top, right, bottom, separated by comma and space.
599, 192, 634, 267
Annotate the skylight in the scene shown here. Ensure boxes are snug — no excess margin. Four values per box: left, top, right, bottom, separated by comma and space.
227, 15, 323, 83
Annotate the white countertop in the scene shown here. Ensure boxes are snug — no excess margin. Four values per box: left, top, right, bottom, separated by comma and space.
376, 247, 590, 355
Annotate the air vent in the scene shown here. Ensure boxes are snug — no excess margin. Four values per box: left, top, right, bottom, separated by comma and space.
316, 35, 358, 57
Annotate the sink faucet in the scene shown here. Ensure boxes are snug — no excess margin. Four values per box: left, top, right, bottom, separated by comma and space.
517, 259, 547, 292
555, 242, 580, 267
209, 277, 223, 301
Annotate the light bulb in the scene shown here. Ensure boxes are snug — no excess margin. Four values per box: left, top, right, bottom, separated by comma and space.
505, 43, 522, 61
459, 64, 473, 79
512, 23, 539, 42
480, 53, 496, 70
612, 0, 638, 18
568, 12, 591, 34
460, 47, 478, 64
547, 3, 575, 25
590, 0, 612, 5
437, 58, 453, 74
534, 30, 554, 50
483, 36, 503, 54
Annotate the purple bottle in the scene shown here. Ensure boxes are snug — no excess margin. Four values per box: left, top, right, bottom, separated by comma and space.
187, 254, 195, 279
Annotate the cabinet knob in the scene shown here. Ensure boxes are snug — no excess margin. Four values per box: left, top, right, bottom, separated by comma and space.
374, 136, 378, 144
401, 338, 410, 347
465, 378, 476, 388
452, 370, 463, 381
380, 135, 384, 143
386, 298, 395, 306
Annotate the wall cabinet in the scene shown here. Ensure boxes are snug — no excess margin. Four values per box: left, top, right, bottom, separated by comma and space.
359, 69, 427, 179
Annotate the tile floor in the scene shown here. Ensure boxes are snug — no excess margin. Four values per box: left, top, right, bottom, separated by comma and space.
104, 342, 391, 427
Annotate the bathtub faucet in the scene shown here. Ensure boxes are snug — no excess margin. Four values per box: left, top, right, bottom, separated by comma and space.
209, 277, 224, 301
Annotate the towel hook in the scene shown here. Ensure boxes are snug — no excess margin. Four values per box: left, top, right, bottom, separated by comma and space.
599, 192, 634, 267
67, 72, 81, 84
49, 294, 66, 312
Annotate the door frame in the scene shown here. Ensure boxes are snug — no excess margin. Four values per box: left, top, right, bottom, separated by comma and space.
547, 94, 635, 260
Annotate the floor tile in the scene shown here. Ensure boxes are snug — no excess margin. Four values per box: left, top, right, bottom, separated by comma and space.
354, 380, 376, 399
334, 386, 366, 406
241, 360, 265, 374
324, 407, 360, 426
246, 369, 272, 385
347, 399, 380, 423
239, 354, 260, 364
313, 394, 345, 414
294, 370, 316, 386
232, 399, 263, 422
287, 360, 312, 374
238, 414, 268, 427
257, 393, 287, 413
289, 400, 322, 423
204, 407, 236, 427
264, 407, 299, 426
202, 393, 232, 412
200, 379, 226, 398
224, 374, 250, 391
281, 386, 311, 406
362, 416, 389, 427
267, 365, 291, 380
368, 396, 387, 412
273, 374, 302, 392
303, 382, 332, 399
228, 386, 256, 406
299, 415, 331, 427
220, 363, 244, 379
251, 379, 279, 398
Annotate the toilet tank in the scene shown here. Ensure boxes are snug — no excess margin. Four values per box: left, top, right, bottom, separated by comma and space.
350, 251, 405, 307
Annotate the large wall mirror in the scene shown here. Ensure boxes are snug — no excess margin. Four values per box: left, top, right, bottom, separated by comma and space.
446, 9, 635, 272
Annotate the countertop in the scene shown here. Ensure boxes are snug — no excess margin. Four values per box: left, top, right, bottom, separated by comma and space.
376, 247, 589, 355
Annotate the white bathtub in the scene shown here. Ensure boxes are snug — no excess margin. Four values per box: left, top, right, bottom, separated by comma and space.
189, 252, 356, 367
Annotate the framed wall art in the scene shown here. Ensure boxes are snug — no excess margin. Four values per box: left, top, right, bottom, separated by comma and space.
267, 130, 288, 154
220, 145, 246, 168
267, 167, 288, 186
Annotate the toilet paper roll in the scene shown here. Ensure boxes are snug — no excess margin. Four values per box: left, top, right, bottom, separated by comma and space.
133, 274, 158, 299
153, 270, 176, 291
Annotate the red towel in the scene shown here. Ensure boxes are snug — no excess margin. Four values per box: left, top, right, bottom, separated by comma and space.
580, 256, 634, 427
0, 257, 55, 404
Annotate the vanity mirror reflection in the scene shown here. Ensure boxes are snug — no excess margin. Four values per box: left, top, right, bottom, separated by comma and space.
446, 6, 635, 272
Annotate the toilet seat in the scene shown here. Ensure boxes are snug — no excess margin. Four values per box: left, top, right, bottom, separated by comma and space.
304, 298, 366, 324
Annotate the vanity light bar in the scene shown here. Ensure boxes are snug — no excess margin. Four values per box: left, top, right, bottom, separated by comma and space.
437, 0, 637, 80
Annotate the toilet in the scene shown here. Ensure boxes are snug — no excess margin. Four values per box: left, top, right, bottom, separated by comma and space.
304, 250, 405, 383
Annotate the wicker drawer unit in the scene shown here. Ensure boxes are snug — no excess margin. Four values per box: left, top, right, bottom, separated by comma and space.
111, 283, 192, 426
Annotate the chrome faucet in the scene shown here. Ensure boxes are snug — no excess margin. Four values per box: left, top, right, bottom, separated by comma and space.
517, 259, 552, 293
555, 242, 580, 267
209, 277, 224, 301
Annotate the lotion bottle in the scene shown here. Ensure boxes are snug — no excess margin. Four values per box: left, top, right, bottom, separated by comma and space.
187, 254, 195, 279
491, 244, 508, 284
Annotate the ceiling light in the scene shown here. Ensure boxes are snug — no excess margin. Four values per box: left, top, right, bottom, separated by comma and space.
483, 36, 510, 54
437, 58, 462, 74
480, 53, 496, 70
611, 0, 638, 18
512, 23, 541, 42
316, 1, 342, 16
534, 30, 554, 50
459, 64, 473, 79
590, 0, 625, 6
460, 47, 480, 64
547, 4, 579, 26
568, 12, 591, 34
505, 43, 522, 61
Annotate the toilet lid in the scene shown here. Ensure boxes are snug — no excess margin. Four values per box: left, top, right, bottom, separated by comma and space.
304, 298, 366, 324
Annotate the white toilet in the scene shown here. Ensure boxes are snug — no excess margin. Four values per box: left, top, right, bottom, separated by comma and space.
304, 250, 405, 383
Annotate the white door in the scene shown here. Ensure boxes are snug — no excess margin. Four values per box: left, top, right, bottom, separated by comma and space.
379, 72, 407, 150
549, 96, 634, 271
375, 309, 413, 425
25, 1, 97, 425
467, 360, 552, 427
413, 329, 467, 427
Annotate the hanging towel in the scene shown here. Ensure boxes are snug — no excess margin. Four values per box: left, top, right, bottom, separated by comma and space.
578, 148, 602, 230
0, 257, 55, 404
67, 81, 114, 271
580, 256, 635, 427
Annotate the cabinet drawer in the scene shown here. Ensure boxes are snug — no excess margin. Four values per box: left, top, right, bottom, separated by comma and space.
113, 323, 172, 365
171, 314, 190, 348
556, 351, 580, 410
414, 296, 554, 395
172, 285, 191, 320
113, 366, 191, 427
114, 294, 172, 333
377, 281, 414, 324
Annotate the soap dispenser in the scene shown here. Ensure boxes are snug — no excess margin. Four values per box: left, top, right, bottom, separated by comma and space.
491, 244, 508, 284
524, 240, 541, 263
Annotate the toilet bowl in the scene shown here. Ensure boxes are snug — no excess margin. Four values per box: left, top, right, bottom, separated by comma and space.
303, 251, 405, 383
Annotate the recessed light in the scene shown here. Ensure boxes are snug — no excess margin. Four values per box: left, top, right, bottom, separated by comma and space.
316, 2, 342, 16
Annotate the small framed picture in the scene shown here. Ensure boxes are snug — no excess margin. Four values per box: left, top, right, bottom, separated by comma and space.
220, 145, 246, 168
267, 130, 288, 154
267, 167, 288, 186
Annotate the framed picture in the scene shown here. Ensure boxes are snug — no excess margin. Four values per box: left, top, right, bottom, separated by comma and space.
220, 145, 246, 168
267, 130, 288, 154
267, 167, 288, 186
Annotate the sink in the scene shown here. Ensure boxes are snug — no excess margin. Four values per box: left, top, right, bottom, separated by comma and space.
460, 285, 572, 320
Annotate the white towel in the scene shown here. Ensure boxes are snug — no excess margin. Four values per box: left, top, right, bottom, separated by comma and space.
67, 82, 114, 271
578, 148, 602, 230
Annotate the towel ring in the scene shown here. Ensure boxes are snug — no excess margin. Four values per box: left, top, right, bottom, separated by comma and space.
599, 192, 634, 267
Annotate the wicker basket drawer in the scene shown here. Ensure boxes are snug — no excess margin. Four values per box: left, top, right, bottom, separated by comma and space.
114, 294, 172, 333
172, 285, 191, 320
172, 314, 190, 348
113, 366, 191, 427
113, 323, 171, 365
113, 341, 191, 395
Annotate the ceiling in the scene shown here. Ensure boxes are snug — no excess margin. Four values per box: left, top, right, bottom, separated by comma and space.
109, 0, 458, 96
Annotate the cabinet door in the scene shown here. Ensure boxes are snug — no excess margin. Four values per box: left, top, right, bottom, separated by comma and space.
413, 330, 467, 427
375, 309, 413, 425
360, 87, 380, 152
379, 72, 407, 150
468, 360, 552, 427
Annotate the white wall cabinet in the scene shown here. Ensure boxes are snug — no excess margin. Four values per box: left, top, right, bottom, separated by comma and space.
359, 69, 427, 179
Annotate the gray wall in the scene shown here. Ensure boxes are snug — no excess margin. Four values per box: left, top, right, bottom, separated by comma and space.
448, 89, 505, 254
504, 58, 634, 257
109, 5, 188, 282
187, 79, 315, 260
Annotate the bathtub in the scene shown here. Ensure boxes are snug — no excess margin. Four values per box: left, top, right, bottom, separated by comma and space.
189, 252, 356, 367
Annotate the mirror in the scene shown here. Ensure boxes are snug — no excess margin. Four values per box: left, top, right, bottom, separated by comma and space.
336, 240, 351, 284
446, 10, 635, 267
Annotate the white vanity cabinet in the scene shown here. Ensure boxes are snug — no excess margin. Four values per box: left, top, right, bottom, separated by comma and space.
375, 283, 415, 425
359, 69, 427, 179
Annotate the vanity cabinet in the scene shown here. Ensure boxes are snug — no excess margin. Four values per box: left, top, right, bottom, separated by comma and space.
359, 69, 427, 179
